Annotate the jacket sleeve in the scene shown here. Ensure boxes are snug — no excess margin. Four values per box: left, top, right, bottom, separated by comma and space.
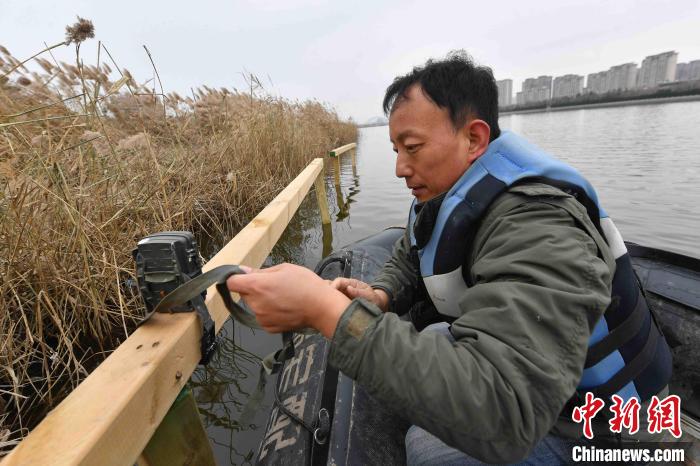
370, 227, 421, 315
328, 194, 613, 463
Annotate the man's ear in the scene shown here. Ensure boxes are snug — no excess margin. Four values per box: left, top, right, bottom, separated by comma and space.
465, 119, 491, 163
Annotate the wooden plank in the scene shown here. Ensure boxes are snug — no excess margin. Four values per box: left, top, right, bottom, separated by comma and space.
313, 161, 331, 225
1, 158, 324, 466
321, 222, 333, 258
335, 187, 349, 221
328, 142, 356, 157
332, 155, 341, 188
136, 387, 216, 466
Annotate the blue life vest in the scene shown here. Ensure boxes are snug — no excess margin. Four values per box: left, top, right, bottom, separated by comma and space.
407, 130, 672, 403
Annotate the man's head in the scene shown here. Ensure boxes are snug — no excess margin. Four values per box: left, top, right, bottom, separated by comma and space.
384, 51, 500, 202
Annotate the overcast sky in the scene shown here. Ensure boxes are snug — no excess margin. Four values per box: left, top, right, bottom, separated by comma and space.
3, 0, 699, 122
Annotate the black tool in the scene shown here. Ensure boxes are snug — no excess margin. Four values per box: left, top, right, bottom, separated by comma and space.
133, 231, 218, 364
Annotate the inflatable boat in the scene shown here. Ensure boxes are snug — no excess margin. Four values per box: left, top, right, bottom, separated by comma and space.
255, 227, 700, 465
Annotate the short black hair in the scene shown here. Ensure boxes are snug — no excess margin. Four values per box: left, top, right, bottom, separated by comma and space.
383, 50, 500, 141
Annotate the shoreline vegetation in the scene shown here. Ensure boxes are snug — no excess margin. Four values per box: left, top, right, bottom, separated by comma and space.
0, 19, 356, 454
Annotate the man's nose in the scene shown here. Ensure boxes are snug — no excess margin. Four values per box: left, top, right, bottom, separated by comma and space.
395, 152, 413, 178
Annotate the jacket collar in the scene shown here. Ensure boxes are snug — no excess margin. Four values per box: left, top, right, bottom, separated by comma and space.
412, 192, 446, 249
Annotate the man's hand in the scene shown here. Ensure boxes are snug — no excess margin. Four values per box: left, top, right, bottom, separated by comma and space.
226, 263, 351, 339
331, 278, 389, 312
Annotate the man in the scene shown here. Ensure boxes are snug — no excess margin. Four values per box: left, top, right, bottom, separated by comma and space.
228, 52, 671, 464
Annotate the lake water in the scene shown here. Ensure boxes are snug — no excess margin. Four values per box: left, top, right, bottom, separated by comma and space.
194, 100, 700, 464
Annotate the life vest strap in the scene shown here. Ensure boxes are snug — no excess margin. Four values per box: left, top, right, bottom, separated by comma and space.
584, 289, 647, 368
585, 319, 660, 400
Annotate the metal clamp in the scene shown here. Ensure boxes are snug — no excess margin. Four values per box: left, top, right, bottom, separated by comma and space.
313, 408, 331, 445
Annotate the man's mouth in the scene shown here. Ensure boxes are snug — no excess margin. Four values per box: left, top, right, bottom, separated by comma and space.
408, 185, 426, 196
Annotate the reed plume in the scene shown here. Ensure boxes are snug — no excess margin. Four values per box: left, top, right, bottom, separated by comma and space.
64, 17, 95, 45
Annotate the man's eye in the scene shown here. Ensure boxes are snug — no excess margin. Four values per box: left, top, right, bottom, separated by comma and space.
406, 144, 421, 153
392, 147, 398, 153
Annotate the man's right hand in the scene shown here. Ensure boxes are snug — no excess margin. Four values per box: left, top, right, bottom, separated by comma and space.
330, 278, 390, 312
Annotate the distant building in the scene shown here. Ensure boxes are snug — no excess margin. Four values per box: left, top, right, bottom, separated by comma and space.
517, 75, 552, 105
585, 71, 609, 94
637, 51, 678, 88
515, 91, 524, 106
607, 63, 638, 91
552, 74, 584, 98
584, 62, 638, 94
496, 79, 513, 107
688, 60, 700, 80
676, 60, 700, 81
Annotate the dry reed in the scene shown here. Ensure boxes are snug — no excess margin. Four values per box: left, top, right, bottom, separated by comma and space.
0, 20, 356, 455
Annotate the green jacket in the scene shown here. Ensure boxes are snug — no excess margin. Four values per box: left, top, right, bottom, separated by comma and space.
327, 182, 616, 463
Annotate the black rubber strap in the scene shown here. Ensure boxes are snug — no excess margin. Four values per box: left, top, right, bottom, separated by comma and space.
273, 371, 316, 433
152, 265, 261, 329
193, 298, 217, 365
584, 291, 647, 368
144, 264, 313, 369
311, 251, 353, 459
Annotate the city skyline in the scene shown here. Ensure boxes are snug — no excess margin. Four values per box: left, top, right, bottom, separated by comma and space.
499, 50, 700, 107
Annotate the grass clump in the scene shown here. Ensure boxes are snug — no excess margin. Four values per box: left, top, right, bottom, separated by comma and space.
0, 19, 356, 454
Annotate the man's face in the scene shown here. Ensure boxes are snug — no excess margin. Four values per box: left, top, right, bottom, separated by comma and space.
389, 84, 472, 203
